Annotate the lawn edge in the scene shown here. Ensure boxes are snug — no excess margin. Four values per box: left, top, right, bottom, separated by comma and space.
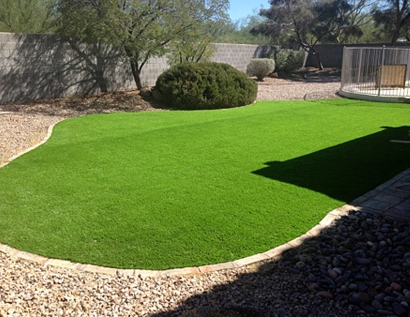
2, 166, 409, 277
0, 202, 365, 277
0, 118, 64, 169
1, 116, 408, 277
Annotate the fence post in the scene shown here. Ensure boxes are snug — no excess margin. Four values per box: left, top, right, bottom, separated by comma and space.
357, 48, 363, 85
341, 47, 345, 87
378, 45, 386, 96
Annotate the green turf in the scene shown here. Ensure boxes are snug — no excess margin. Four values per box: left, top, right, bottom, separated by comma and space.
0, 99, 409, 269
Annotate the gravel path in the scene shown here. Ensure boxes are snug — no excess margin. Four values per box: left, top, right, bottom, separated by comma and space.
3, 79, 405, 317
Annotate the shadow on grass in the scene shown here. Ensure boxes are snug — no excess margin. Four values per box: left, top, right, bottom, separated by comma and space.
253, 126, 410, 203
150, 195, 410, 316
150, 127, 410, 317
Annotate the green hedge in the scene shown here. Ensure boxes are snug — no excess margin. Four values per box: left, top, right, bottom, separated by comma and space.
154, 62, 258, 110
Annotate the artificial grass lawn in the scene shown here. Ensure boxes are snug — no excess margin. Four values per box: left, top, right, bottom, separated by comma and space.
0, 99, 409, 269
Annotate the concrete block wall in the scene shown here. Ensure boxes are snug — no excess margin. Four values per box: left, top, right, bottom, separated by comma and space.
140, 43, 260, 86
6, 32, 409, 103
305, 43, 410, 68
0, 32, 137, 103
0, 32, 261, 103
139, 56, 170, 87
211, 43, 259, 73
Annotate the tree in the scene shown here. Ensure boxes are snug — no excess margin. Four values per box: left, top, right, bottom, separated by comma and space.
56, 0, 228, 90
311, 0, 371, 43
0, 0, 56, 33
352, 17, 390, 43
336, 0, 378, 43
251, 0, 324, 67
166, 2, 228, 66
373, 0, 410, 43
166, 27, 216, 66
251, 0, 373, 69
214, 15, 272, 45
336, 1, 389, 44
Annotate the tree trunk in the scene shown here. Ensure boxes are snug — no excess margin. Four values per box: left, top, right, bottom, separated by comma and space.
96, 56, 108, 92
302, 44, 324, 70
310, 48, 324, 70
129, 59, 143, 90
314, 52, 324, 70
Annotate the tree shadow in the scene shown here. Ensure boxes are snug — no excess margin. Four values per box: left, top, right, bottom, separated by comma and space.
253, 126, 410, 203
0, 33, 134, 105
150, 127, 410, 317
279, 67, 342, 83
150, 203, 410, 316
0, 87, 164, 117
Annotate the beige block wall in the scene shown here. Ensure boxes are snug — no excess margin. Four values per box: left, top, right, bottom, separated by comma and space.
0, 32, 260, 103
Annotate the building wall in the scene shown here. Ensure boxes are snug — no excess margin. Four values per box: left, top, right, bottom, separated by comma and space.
0, 33, 260, 104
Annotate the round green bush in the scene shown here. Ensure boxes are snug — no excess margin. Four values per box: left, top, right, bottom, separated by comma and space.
274, 49, 305, 74
246, 58, 275, 81
154, 62, 258, 110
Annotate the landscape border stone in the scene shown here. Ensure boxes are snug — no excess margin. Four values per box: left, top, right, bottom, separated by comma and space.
0, 114, 409, 279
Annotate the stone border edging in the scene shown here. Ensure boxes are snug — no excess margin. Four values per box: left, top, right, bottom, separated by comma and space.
0, 203, 360, 278
0, 120, 58, 169
1, 118, 406, 278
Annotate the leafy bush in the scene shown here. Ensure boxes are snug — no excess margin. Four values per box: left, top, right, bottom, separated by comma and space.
154, 62, 258, 110
246, 58, 275, 81
274, 49, 305, 74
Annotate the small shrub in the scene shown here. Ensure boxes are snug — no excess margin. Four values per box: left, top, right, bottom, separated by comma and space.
274, 49, 305, 74
246, 58, 275, 81
154, 62, 257, 110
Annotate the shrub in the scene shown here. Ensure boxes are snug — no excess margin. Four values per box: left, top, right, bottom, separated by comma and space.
246, 58, 275, 81
154, 62, 258, 110
274, 49, 305, 74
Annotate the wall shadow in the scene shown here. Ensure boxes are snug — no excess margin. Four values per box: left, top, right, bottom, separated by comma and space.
149, 127, 410, 317
253, 45, 280, 59
151, 204, 410, 316
253, 126, 410, 203
0, 33, 134, 105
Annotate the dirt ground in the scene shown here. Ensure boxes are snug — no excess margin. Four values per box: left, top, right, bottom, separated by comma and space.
0, 67, 341, 117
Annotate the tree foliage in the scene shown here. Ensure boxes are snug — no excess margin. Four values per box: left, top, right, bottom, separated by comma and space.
56, 0, 228, 89
214, 15, 272, 44
312, 0, 362, 43
373, 0, 410, 43
166, 17, 224, 66
251, 0, 376, 68
273, 49, 305, 74
251, 0, 322, 67
0, 0, 56, 33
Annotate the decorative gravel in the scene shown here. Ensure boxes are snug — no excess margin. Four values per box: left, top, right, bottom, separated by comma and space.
3, 78, 404, 317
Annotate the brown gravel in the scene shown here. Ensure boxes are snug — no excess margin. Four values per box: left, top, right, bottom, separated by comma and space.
0, 73, 344, 317
0, 89, 161, 166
